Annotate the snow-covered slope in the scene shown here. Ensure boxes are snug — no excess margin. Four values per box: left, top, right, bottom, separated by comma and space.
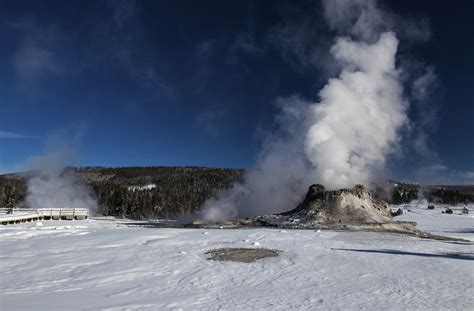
0, 205, 472, 310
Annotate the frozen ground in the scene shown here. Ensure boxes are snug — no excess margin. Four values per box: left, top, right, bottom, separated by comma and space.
0, 205, 473, 310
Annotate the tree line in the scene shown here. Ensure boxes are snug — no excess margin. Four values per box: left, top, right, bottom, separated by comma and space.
0, 167, 244, 219
1, 167, 472, 220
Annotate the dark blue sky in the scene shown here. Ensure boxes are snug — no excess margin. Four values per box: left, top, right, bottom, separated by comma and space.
0, 0, 473, 182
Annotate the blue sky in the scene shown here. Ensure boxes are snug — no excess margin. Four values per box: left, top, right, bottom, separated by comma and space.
0, 0, 473, 183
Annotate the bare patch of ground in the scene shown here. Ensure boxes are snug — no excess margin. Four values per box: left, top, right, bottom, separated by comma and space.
206, 247, 281, 263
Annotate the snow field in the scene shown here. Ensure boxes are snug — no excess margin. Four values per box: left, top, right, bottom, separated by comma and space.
0, 204, 472, 310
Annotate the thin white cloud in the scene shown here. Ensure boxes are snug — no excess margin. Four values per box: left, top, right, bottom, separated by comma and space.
0, 130, 40, 139
10, 21, 64, 86
104, 0, 175, 98
194, 109, 226, 138
14, 45, 63, 82
227, 32, 264, 64
415, 164, 474, 185
462, 171, 474, 180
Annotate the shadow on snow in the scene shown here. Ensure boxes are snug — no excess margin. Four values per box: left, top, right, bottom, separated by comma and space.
331, 248, 474, 261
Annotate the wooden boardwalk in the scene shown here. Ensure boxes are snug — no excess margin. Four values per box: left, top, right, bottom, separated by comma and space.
0, 208, 89, 225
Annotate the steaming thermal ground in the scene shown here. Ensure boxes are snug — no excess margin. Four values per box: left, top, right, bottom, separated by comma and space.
23, 150, 98, 212
200, 0, 431, 222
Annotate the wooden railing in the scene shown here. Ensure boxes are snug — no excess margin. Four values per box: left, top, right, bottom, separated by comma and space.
0, 208, 89, 225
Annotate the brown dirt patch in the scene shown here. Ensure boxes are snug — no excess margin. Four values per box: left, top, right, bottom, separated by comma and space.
206, 247, 281, 263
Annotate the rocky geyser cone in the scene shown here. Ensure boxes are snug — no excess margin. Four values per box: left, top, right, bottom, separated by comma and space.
282, 184, 393, 224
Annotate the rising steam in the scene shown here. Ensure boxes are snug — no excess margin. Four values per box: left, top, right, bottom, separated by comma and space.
199, 0, 427, 222
305, 32, 407, 189
25, 150, 97, 212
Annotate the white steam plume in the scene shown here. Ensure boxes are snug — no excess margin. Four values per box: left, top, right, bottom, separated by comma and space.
305, 32, 407, 189
200, 96, 315, 222
199, 0, 421, 222
25, 149, 97, 212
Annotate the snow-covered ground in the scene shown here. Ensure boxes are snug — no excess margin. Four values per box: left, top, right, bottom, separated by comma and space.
0, 205, 473, 310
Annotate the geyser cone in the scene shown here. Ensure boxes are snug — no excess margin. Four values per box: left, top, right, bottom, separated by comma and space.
283, 184, 393, 224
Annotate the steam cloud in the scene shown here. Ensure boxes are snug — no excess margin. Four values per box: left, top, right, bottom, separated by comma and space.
25, 150, 97, 212
305, 32, 407, 189
199, 0, 429, 222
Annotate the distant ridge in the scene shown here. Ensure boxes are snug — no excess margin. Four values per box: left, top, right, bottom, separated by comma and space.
0, 166, 472, 220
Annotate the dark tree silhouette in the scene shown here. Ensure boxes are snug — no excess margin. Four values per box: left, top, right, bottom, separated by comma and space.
1, 167, 472, 219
